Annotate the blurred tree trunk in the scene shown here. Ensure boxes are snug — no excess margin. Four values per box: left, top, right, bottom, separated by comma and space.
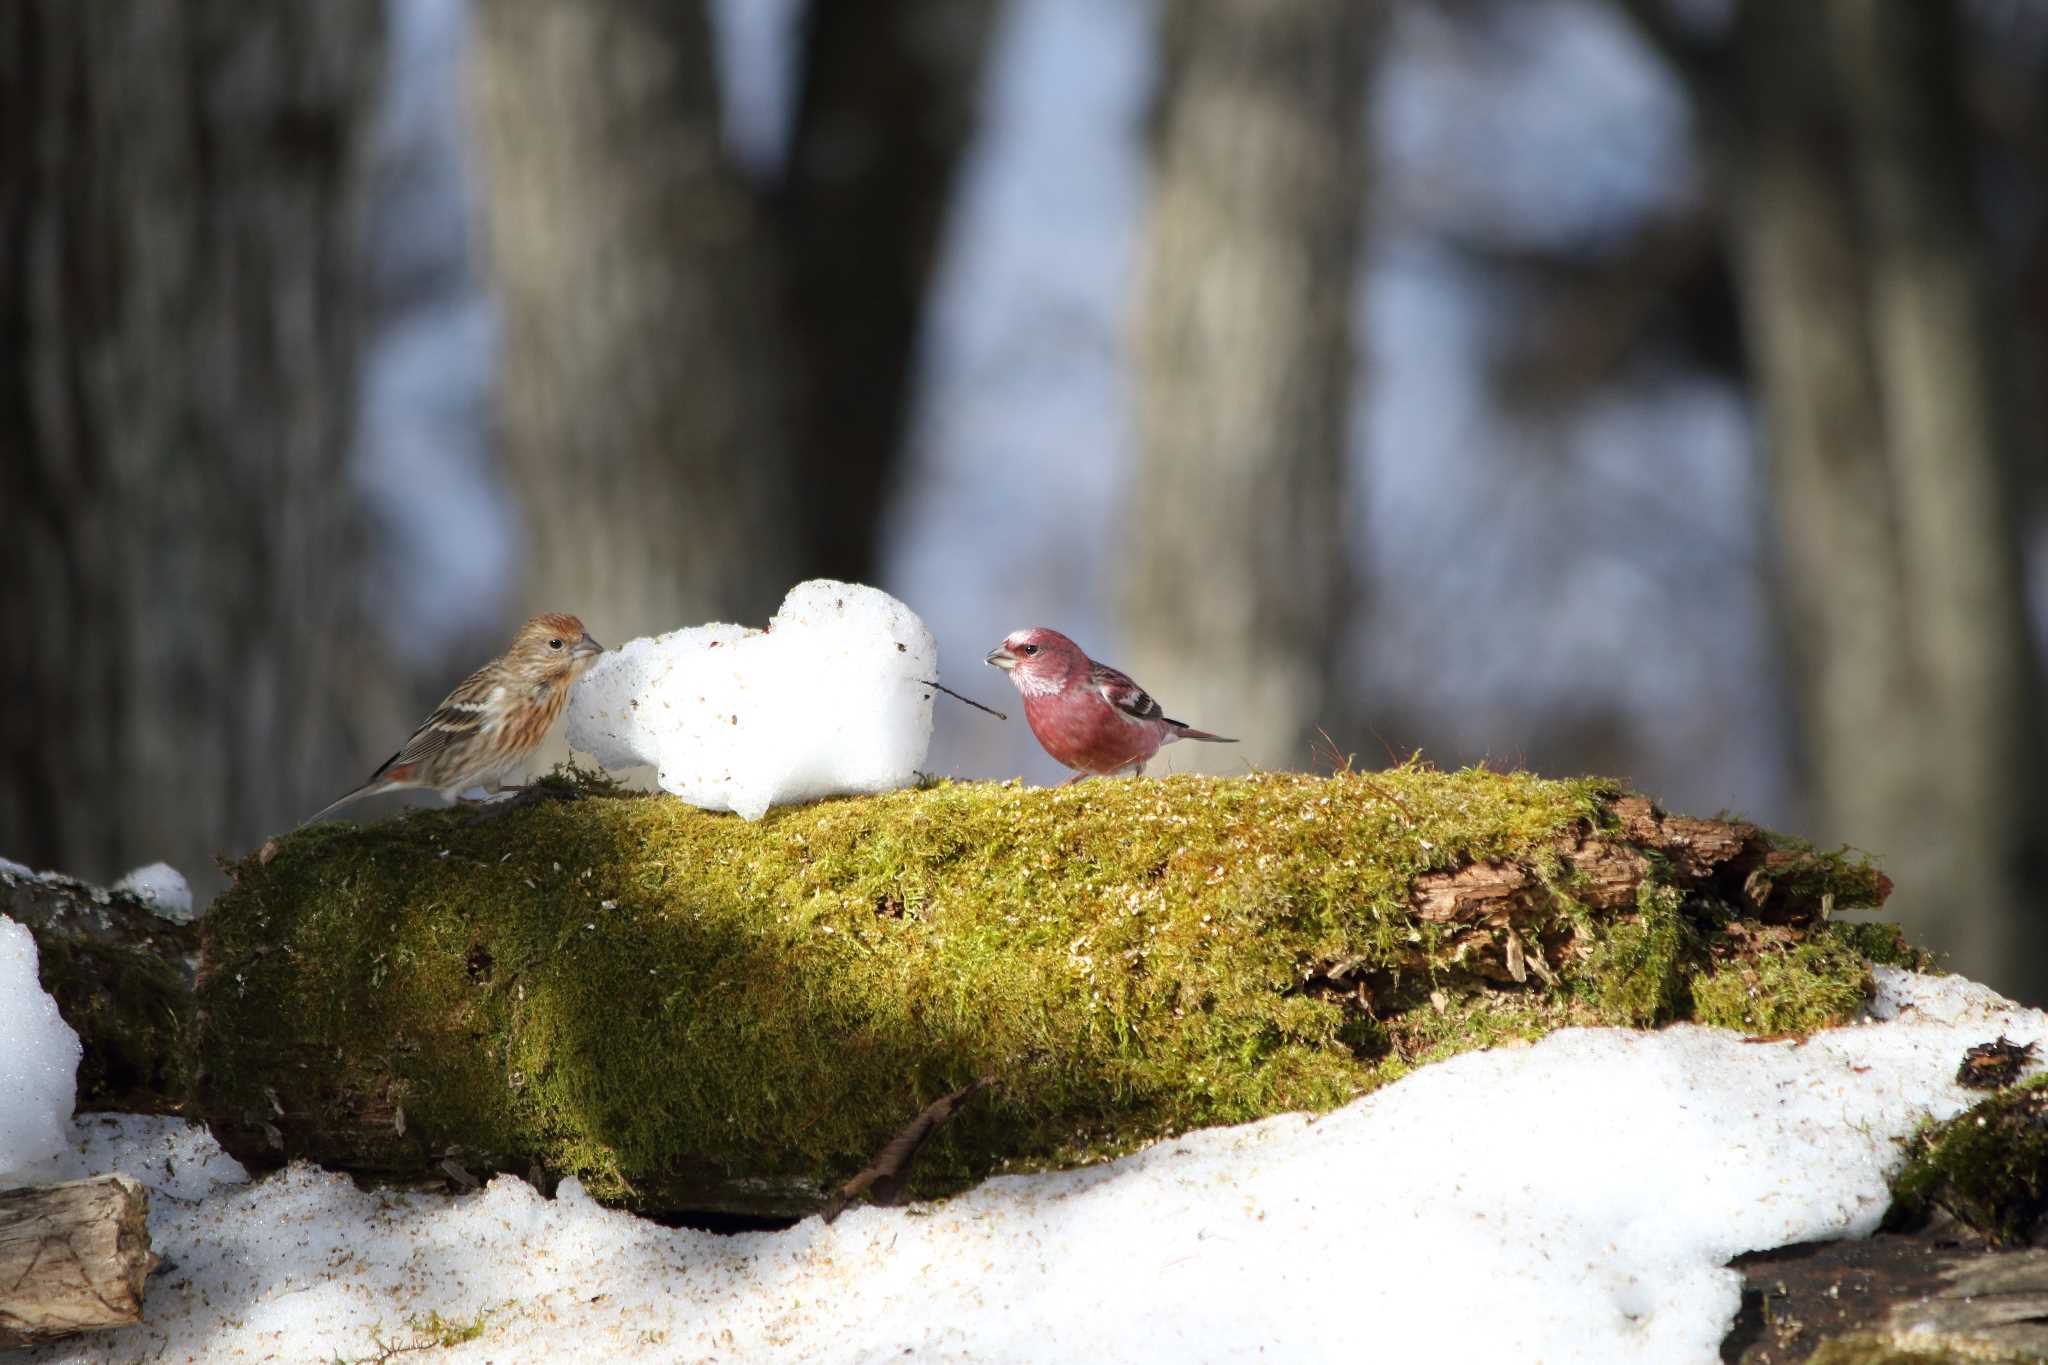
1729, 0, 2044, 985
780, 0, 999, 585
0, 4, 395, 886
471, 0, 996, 639
1728, 3, 1918, 909
469, 0, 799, 643
1828, 0, 2043, 977
1122, 0, 1377, 774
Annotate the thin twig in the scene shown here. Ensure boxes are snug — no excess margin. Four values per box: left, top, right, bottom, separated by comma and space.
919, 681, 1007, 721
822, 1075, 996, 1223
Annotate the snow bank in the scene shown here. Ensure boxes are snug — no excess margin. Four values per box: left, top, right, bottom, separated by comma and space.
565, 580, 938, 820
0, 914, 82, 1183
112, 861, 196, 923
26, 968, 2047, 1363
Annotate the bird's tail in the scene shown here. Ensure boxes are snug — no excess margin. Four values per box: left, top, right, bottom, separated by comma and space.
1167, 721, 1236, 744
299, 781, 393, 828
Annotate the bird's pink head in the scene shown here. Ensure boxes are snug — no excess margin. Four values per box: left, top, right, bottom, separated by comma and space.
508, 612, 606, 681
985, 627, 1087, 692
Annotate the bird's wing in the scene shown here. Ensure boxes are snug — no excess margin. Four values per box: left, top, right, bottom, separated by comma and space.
1089, 663, 1165, 724
372, 668, 505, 781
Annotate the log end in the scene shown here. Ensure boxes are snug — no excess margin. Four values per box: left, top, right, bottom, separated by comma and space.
0, 1172, 155, 1348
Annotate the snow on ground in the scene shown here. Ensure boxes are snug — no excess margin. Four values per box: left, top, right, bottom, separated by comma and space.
566, 580, 939, 820
17, 967, 2046, 1363
109, 862, 195, 923
0, 915, 82, 1183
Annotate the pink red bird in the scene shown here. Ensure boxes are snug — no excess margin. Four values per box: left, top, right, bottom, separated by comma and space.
985, 627, 1235, 783
305, 613, 604, 823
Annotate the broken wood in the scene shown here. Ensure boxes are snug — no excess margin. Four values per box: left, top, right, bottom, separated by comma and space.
1726, 1235, 2048, 1363
1405, 794, 1890, 984
1411, 795, 1884, 925
0, 1174, 156, 1348
2, 862, 199, 1113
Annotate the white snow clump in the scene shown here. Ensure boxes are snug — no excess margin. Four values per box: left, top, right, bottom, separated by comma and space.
567, 579, 938, 820
0, 913, 82, 1182
114, 860, 196, 922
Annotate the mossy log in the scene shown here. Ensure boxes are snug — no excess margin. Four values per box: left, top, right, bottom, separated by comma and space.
1886, 1076, 2048, 1247
198, 767, 1905, 1220
0, 1174, 156, 1348
3, 862, 199, 1113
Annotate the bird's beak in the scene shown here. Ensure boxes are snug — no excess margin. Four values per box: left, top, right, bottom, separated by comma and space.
985, 645, 1016, 671
573, 632, 605, 660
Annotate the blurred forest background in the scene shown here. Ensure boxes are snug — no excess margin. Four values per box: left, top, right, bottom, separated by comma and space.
4, 0, 2047, 1003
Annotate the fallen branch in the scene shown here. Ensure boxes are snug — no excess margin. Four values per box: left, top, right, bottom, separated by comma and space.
0, 1173, 156, 1348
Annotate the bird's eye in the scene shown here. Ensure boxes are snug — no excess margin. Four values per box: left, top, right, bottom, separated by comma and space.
548, 638, 563, 650
1020, 643, 1039, 656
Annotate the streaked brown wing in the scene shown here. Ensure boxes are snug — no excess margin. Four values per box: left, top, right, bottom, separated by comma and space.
372, 666, 501, 781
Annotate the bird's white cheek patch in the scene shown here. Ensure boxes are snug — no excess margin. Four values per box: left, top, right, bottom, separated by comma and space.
1014, 670, 1063, 698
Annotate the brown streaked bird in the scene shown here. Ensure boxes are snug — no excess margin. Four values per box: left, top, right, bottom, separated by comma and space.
303, 613, 605, 824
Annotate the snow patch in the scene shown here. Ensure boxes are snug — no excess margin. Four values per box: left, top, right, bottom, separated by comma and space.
566, 580, 938, 820
27, 970, 2048, 1363
113, 861, 196, 922
0, 914, 82, 1183
47, 1113, 249, 1204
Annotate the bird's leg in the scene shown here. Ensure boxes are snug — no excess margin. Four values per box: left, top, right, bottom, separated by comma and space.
1060, 771, 1094, 788
462, 780, 584, 823
463, 796, 520, 824
506, 781, 585, 806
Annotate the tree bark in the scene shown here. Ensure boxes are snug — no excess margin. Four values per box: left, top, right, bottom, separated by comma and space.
468, 0, 800, 648
1728, 0, 1916, 899
0, 3, 396, 890
1122, 0, 1377, 776
0, 1174, 155, 1349
1728, 0, 2044, 992
2, 862, 198, 1114
1824, 0, 2044, 983
779, 0, 1000, 586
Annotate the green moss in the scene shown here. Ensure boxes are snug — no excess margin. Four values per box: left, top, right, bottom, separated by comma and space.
334, 1309, 491, 1365
205, 764, 1906, 1215
35, 936, 199, 1111
1582, 882, 1688, 1026
1830, 919, 1938, 973
1689, 925, 1876, 1036
1887, 1076, 2048, 1246
411, 1310, 489, 1348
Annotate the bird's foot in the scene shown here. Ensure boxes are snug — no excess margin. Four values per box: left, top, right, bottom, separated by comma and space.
462, 783, 584, 823
1059, 772, 1094, 788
